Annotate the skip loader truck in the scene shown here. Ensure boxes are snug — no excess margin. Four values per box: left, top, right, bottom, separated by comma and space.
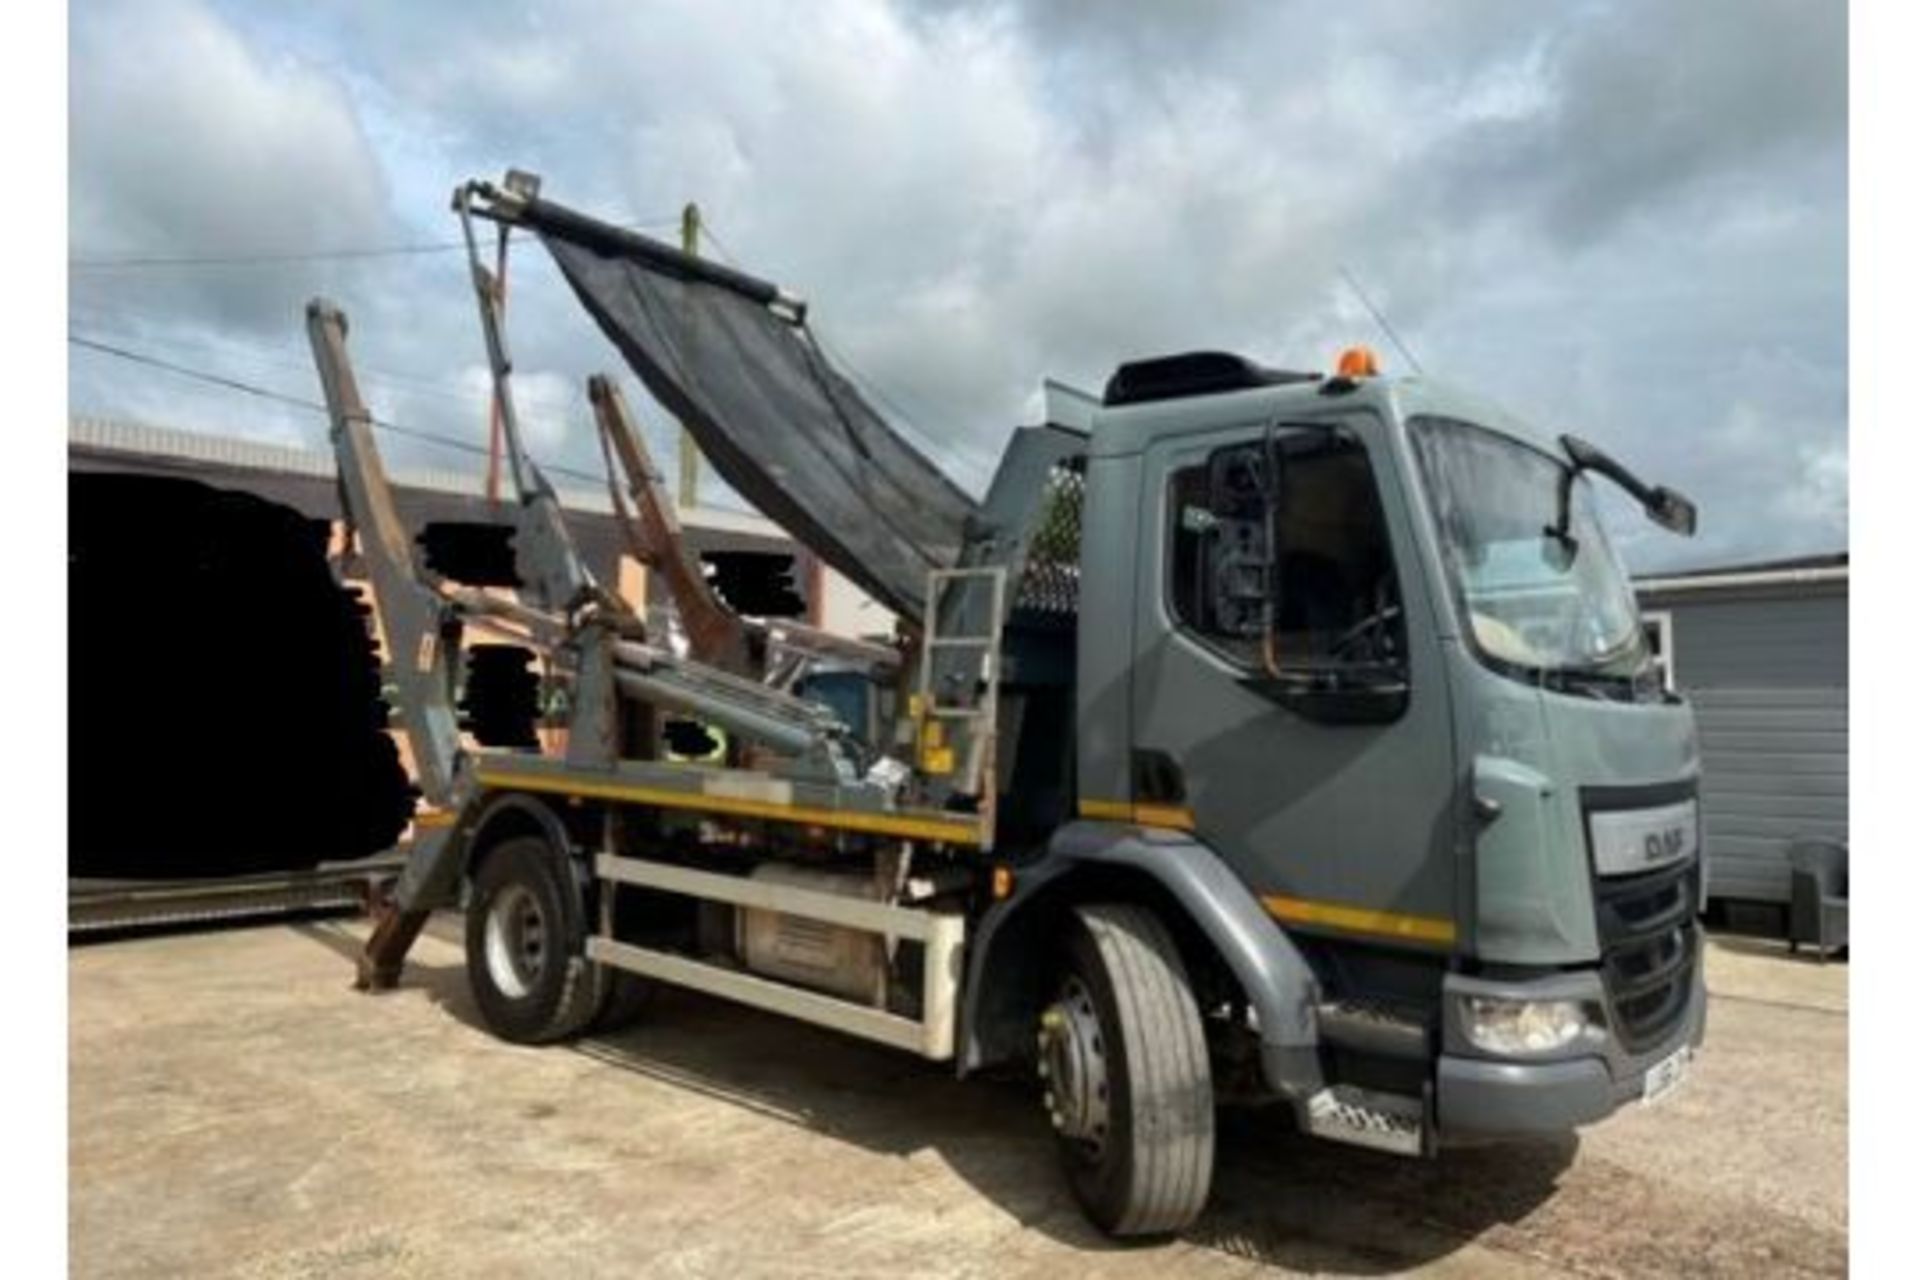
317, 170, 1708, 1236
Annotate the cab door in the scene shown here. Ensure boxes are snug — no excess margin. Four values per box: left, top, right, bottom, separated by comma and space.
1125, 415, 1461, 953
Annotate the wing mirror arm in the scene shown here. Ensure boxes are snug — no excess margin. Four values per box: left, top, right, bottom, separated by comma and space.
1557, 434, 1699, 538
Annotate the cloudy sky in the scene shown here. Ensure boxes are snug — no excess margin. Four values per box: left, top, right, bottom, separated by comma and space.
69, 0, 1846, 572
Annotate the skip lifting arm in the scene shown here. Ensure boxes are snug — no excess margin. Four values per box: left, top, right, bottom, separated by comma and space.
311, 274, 909, 983
587, 373, 753, 676
307, 300, 468, 987
309, 301, 877, 986
316, 173, 979, 990
307, 301, 464, 806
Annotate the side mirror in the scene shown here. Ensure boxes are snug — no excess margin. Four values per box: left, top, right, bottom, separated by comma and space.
1201, 439, 1282, 644
1206, 443, 1268, 520
1646, 487, 1698, 537
1560, 433, 1700, 539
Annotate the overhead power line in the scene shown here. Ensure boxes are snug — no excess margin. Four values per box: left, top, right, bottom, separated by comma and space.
67, 332, 607, 488
695, 221, 743, 269
64, 307, 590, 420
70, 216, 682, 271
71, 241, 473, 270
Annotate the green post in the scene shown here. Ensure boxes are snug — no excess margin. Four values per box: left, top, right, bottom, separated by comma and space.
677, 201, 703, 511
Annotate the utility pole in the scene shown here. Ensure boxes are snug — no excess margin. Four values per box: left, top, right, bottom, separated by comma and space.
677, 201, 703, 510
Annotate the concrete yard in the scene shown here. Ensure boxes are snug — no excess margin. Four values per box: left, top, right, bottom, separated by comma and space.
69, 918, 1847, 1278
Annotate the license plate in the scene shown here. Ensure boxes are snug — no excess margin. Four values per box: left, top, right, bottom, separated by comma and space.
1642, 1047, 1690, 1106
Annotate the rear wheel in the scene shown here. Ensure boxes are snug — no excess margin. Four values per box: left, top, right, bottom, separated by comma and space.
1039, 903, 1215, 1237
465, 836, 602, 1044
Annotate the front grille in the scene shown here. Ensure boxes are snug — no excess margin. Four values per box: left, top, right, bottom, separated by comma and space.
1592, 858, 1700, 1052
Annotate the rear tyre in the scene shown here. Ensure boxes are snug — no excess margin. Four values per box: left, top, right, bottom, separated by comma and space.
465, 836, 602, 1044
1040, 903, 1215, 1237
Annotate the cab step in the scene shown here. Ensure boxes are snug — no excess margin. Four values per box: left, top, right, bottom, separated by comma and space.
1304, 1084, 1425, 1156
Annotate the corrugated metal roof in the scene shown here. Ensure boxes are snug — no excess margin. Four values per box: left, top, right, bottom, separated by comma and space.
1635, 564, 1848, 596
1636, 551, 1847, 582
67, 415, 787, 539
70, 414, 469, 489
1635, 549, 1848, 596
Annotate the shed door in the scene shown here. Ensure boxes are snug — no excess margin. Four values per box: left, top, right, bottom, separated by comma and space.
1673, 591, 1848, 903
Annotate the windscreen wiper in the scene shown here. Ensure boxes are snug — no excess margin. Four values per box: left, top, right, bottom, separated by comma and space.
1539, 666, 1645, 702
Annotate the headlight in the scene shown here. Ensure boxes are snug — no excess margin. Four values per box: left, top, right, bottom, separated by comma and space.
1461, 996, 1593, 1055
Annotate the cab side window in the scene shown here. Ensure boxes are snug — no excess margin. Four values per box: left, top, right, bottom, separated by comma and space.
1167, 429, 1403, 668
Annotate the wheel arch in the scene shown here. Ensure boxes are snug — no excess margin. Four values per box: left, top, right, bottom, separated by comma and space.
959, 822, 1324, 1097
461, 790, 598, 905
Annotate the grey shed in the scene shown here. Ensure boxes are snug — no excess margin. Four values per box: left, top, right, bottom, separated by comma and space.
1635, 553, 1848, 907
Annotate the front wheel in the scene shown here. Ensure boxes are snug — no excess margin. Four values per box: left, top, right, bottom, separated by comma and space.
1038, 903, 1215, 1237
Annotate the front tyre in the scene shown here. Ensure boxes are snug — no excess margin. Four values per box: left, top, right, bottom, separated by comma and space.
1039, 903, 1215, 1237
465, 836, 602, 1044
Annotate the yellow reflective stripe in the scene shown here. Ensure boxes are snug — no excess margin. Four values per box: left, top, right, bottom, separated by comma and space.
411, 810, 457, 828
1262, 894, 1456, 945
474, 766, 985, 846
1078, 798, 1197, 832
1131, 803, 1196, 831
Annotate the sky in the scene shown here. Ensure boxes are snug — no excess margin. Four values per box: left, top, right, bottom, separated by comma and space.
68, 0, 1847, 573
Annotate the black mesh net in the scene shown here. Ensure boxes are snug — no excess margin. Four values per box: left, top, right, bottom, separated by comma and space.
520, 199, 980, 624
1012, 461, 1085, 615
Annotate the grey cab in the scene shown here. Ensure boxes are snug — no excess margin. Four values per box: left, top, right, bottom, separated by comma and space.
1049, 349, 1706, 1151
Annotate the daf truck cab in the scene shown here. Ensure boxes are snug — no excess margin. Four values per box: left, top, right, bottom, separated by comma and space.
971, 349, 1705, 1229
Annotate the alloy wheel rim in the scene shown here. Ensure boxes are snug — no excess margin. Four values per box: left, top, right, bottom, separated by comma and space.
482, 883, 547, 1000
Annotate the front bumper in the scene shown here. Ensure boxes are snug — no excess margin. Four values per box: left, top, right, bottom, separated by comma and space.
1434, 954, 1708, 1141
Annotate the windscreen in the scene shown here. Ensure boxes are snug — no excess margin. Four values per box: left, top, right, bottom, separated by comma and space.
1411, 417, 1650, 684
523, 200, 980, 623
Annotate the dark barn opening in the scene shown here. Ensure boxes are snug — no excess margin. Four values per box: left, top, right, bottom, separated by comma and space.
702, 550, 806, 618
460, 644, 541, 748
69, 472, 416, 879
417, 520, 522, 588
